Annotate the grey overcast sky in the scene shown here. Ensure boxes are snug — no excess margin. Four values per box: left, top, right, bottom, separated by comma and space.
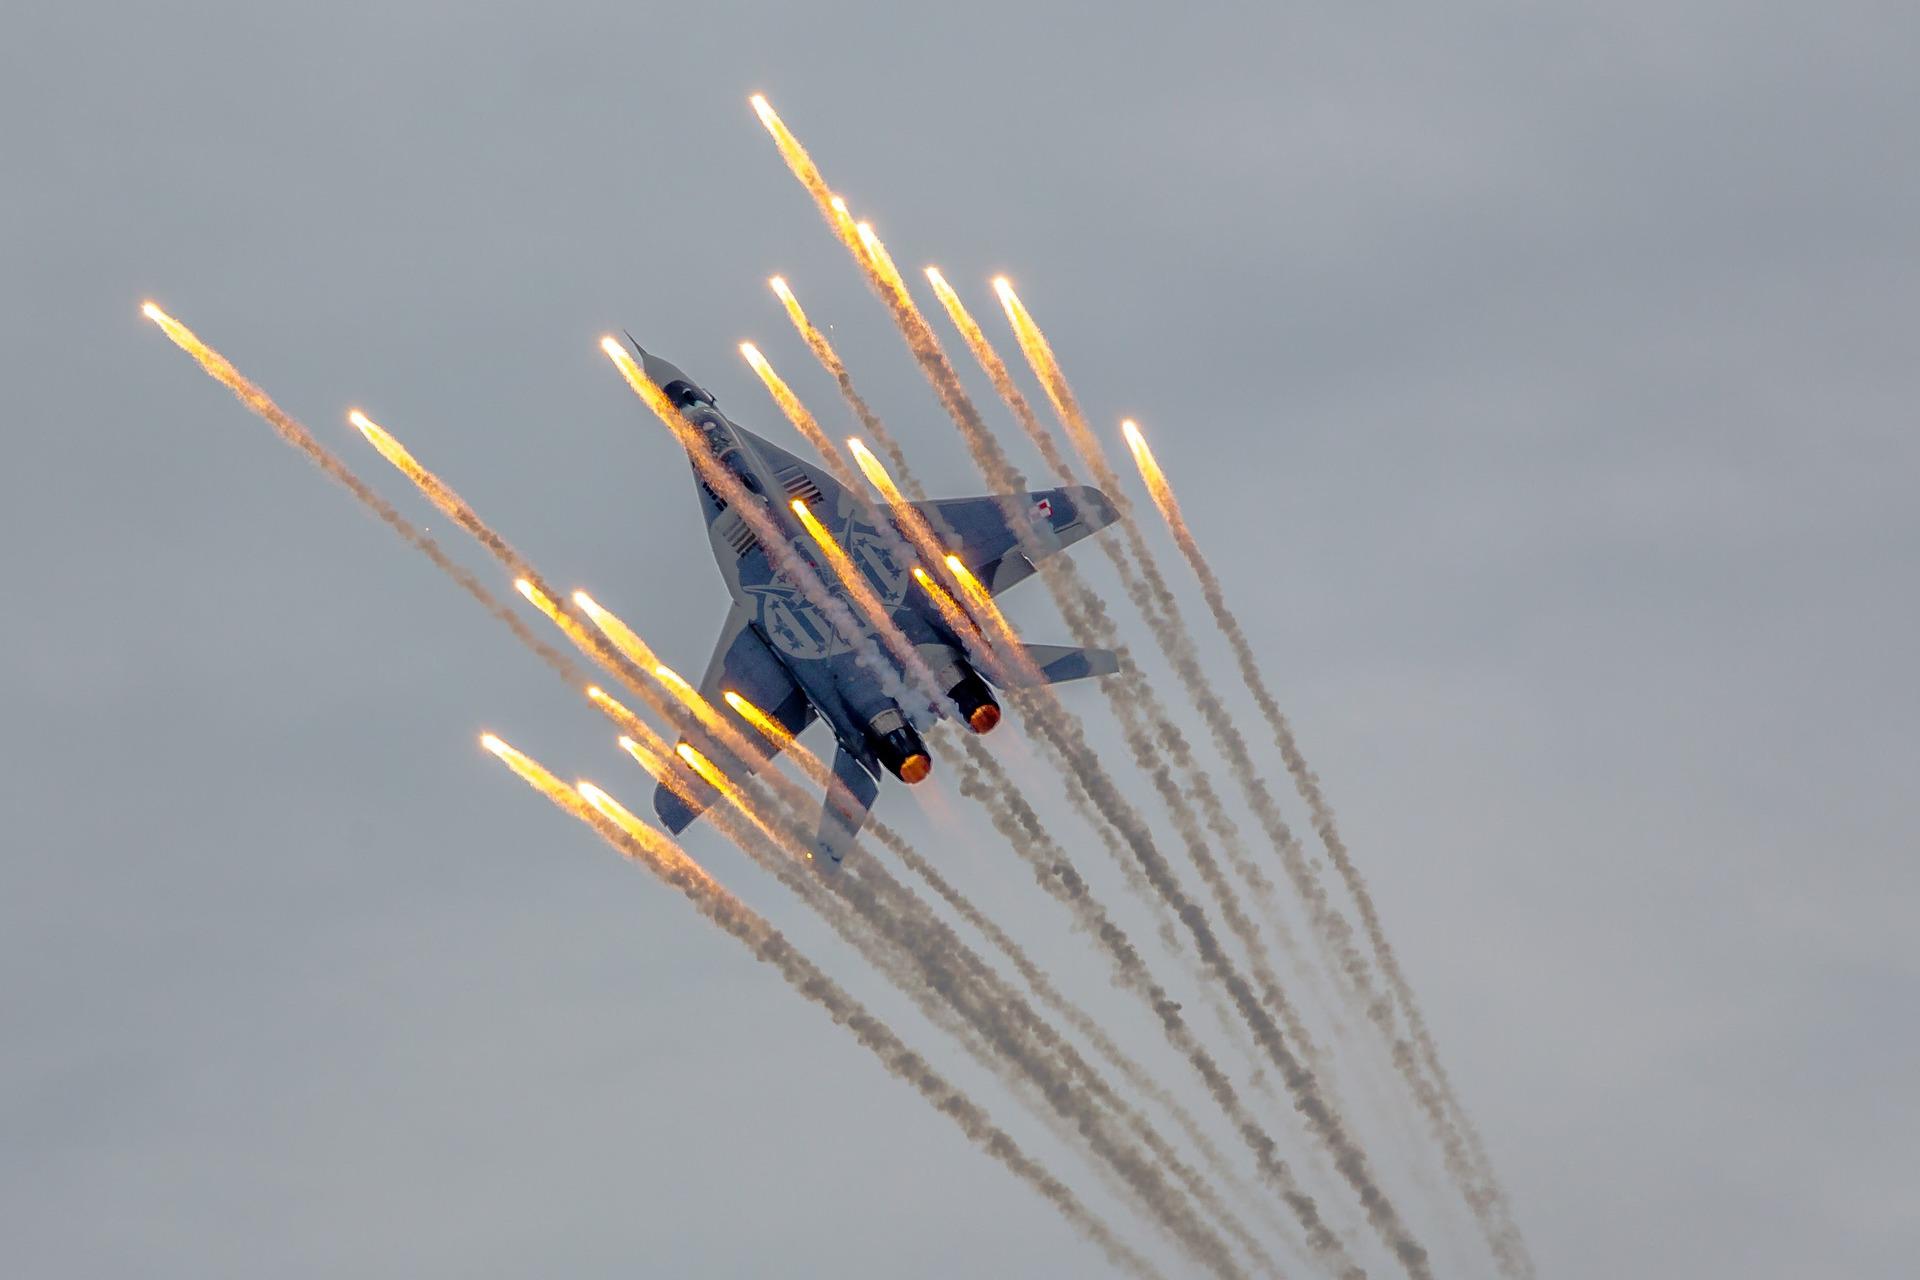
3, 2, 1916, 1276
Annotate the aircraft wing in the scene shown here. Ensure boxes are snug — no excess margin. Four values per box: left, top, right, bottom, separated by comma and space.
911, 484, 1119, 597
654, 604, 814, 834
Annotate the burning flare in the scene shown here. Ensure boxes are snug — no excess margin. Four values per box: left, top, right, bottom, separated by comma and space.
850, 440, 1032, 686
656, 661, 763, 768
481, 734, 716, 887
617, 735, 707, 816
575, 782, 694, 870
944, 554, 1017, 651
517, 577, 574, 633
347, 409, 439, 498
740, 342, 843, 469
925, 269, 1083, 488
725, 689, 800, 756
912, 565, 984, 646
846, 438, 959, 590
766, 277, 917, 483
723, 689, 878, 827
748, 94, 865, 262
491, 707, 1146, 1275
573, 589, 662, 671
676, 741, 794, 851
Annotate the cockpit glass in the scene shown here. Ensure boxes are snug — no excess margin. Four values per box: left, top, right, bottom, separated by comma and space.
664, 380, 715, 408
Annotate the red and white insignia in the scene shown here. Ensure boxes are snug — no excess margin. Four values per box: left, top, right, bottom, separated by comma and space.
1029, 497, 1054, 523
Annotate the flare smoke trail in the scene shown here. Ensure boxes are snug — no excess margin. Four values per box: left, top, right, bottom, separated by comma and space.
678, 413, 1292, 1262
622, 600, 1267, 1273
991, 277, 1371, 1014
544, 660, 1248, 1270
747, 112, 1433, 1270
764, 276, 1225, 1001
739, 342, 863, 495
758, 124, 1337, 1114
830, 849, 1257, 1279
733, 329, 1207, 1000
857, 229, 1326, 1081
480, 736, 1159, 1279
943, 738, 1360, 1276
575, 592, 779, 782
747, 107, 1015, 527
843, 438, 1194, 965
146, 306, 1171, 1265
345, 406, 728, 760
140, 304, 729, 864
470, 391, 1251, 1274
988, 268, 1507, 1265
758, 486, 1278, 1267
724, 692, 1290, 1261
149, 306, 1209, 1262
928, 271, 1298, 914
605, 663, 1267, 1276
154, 289, 1298, 1267
987, 279, 1485, 1272
768, 276, 917, 485
512, 576, 710, 758
872, 826, 1301, 1260
139, 304, 584, 684
1124, 425, 1533, 1273
809, 200, 1353, 1174
924, 272, 1329, 1046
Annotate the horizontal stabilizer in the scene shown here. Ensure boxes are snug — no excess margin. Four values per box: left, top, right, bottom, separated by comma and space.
988, 643, 1120, 688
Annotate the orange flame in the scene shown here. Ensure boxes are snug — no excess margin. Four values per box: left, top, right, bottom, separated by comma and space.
482, 734, 582, 814
922, 269, 1078, 483
572, 589, 662, 674
912, 565, 983, 645
992, 280, 1120, 493
576, 781, 720, 888
481, 731, 723, 891
724, 689, 800, 756
845, 437, 947, 570
748, 95, 865, 261
346, 409, 435, 495
740, 342, 837, 461
1121, 417, 1208, 576
674, 741, 795, 853
945, 554, 1017, 645
645, 659, 767, 772
140, 301, 319, 455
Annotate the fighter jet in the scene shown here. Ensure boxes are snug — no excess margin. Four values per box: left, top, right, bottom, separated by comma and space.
625, 339, 1121, 864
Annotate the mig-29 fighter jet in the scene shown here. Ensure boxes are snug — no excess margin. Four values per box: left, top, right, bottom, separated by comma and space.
626, 340, 1120, 865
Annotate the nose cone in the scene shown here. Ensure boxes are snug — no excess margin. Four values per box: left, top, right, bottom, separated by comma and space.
636, 344, 697, 392
621, 333, 711, 401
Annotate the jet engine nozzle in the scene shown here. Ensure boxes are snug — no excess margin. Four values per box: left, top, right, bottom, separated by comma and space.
867, 706, 933, 785
947, 668, 1001, 735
